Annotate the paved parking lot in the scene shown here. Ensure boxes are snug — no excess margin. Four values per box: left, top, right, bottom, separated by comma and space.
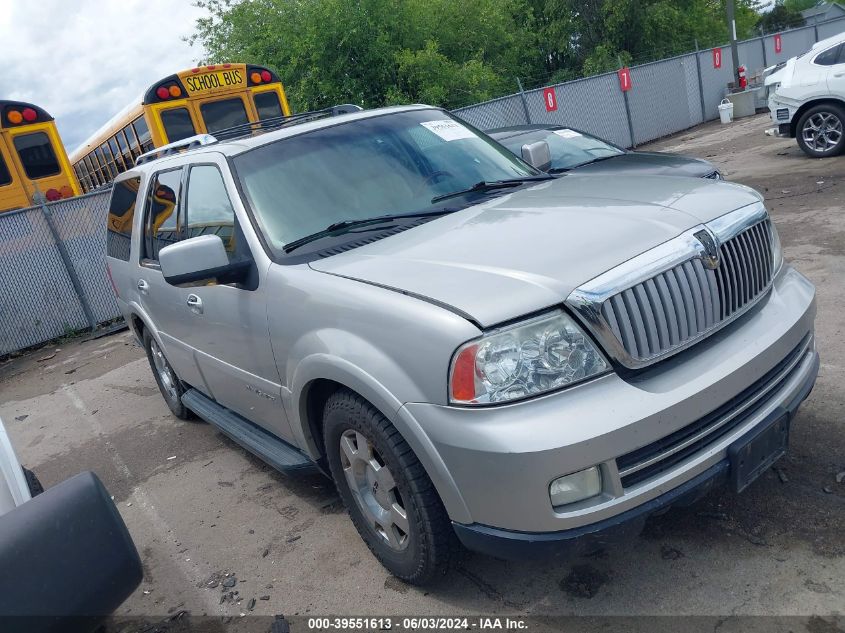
1, 113, 843, 621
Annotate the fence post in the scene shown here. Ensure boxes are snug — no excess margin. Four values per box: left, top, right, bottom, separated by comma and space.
814, 23, 819, 42
618, 57, 636, 148
35, 188, 97, 331
516, 77, 531, 124
694, 40, 707, 122
760, 27, 768, 67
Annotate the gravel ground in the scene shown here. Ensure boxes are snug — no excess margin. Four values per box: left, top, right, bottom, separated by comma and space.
1, 113, 843, 624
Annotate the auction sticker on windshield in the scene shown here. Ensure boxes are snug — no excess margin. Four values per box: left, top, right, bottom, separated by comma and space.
421, 120, 475, 141
553, 129, 582, 139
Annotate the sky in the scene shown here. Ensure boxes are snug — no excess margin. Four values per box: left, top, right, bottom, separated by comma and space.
0, 0, 205, 154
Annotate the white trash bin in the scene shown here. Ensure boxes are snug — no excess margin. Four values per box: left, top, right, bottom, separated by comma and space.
718, 98, 734, 124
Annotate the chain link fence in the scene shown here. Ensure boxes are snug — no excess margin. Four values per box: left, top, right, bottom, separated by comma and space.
2, 18, 845, 357
0, 191, 118, 356
455, 17, 845, 145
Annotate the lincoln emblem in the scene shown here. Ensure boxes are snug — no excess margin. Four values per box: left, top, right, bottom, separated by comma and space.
694, 230, 721, 270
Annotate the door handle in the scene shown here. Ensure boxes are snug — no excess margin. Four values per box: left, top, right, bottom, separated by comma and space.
186, 294, 203, 314
834, 72, 845, 77
137, 279, 149, 294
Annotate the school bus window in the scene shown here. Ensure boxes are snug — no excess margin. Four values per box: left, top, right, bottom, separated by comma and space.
103, 143, 119, 177
116, 128, 133, 165
254, 92, 283, 120
109, 138, 125, 173
96, 147, 113, 179
132, 116, 153, 152
200, 98, 249, 133
84, 155, 101, 187
13, 132, 61, 179
160, 108, 196, 143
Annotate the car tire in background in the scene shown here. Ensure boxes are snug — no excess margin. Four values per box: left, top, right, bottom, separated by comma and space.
143, 329, 192, 420
22, 467, 43, 497
796, 103, 845, 158
323, 389, 456, 585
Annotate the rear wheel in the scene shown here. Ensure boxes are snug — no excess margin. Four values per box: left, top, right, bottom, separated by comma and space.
796, 104, 845, 157
23, 467, 43, 497
143, 329, 191, 419
323, 389, 455, 584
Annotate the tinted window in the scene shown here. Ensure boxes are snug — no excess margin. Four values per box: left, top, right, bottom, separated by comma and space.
107, 177, 140, 261
254, 92, 283, 120
13, 132, 61, 179
200, 98, 249, 133
0, 151, 11, 186
814, 44, 842, 66
185, 165, 237, 257
160, 108, 196, 143
143, 169, 182, 261
496, 128, 623, 172
132, 116, 153, 152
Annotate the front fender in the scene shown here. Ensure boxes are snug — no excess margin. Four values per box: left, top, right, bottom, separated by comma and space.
288, 344, 472, 523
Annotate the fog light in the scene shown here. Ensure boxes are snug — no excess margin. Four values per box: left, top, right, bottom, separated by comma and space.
550, 466, 602, 506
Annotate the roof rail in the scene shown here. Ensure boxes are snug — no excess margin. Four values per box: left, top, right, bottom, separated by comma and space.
133, 104, 362, 166
135, 134, 217, 166
210, 104, 362, 142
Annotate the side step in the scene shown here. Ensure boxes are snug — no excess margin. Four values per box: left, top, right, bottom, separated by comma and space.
181, 389, 317, 474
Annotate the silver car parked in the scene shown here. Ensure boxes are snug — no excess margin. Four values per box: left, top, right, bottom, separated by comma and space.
106, 105, 818, 584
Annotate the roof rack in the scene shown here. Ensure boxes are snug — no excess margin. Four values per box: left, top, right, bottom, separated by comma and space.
135, 134, 217, 166
133, 104, 362, 167
211, 103, 362, 142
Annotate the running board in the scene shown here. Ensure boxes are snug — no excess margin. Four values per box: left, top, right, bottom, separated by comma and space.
181, 389, 316, 473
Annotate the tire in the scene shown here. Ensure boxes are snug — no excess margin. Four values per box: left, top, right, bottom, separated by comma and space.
23, 467, 43, 497
796, 103, 845, 158
143, 329, 191, 420
323, 389, 456, 584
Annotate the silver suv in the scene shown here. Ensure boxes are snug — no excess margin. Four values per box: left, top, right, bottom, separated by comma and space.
106, 105, 818, 584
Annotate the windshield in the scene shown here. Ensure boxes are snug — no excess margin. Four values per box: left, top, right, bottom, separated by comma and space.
498, 128, 624, 171
233, 109, 537, 250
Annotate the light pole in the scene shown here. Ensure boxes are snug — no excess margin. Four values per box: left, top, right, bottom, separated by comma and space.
727, 0, 740, 86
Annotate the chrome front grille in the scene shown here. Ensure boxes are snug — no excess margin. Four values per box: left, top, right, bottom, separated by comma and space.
567, 204, 779, 368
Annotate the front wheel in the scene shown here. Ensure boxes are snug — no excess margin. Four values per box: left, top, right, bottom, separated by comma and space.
796, 104, 845, 157
323, 390, 456, 584
143, 329, 191, 420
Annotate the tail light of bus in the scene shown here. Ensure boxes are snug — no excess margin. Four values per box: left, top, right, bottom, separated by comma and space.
22, 108, 37, 122
45, 188, 61, 202
60, 185, 73, 198
7, 110, 23, 124
247, 66, 277, 86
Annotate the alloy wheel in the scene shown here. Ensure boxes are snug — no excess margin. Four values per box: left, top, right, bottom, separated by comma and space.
339, 429, 410, 551
801, 112, 843, 153
150, 338, 178, 403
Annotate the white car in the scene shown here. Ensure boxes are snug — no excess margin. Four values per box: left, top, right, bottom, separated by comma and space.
766, 32, 845, 157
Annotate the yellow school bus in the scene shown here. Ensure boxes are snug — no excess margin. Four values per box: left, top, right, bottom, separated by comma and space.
70, 63, 291, 192
0, 100, 81, 212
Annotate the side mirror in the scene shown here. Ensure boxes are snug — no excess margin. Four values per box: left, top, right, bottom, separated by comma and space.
159, 235, 250, 286
521, 141, 552, 172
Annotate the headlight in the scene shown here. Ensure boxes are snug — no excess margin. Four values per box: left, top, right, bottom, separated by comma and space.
449, 311, 609, 405
769, 219, 784, 274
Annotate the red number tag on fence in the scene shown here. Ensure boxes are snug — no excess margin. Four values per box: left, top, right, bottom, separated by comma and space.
543, 87, 558, 112
774, 34, 782, 54
713, 48, 722, 69
618, 67, 632, 92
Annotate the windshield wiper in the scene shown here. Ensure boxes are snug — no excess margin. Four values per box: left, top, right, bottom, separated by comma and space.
283, 209, 455, 253
430, 176, 552, 204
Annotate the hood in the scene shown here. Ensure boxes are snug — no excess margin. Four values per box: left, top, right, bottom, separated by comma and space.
572, 151, 716, 177
309, 175, 763, 327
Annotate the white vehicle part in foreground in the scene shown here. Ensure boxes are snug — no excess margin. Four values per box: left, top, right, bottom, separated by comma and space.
0, 418, 31, 516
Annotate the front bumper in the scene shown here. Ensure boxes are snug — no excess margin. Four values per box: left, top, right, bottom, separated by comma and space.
398, 265, 817, 539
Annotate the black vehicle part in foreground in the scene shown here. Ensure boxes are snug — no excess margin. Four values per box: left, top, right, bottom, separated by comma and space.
0, 471, 142, 633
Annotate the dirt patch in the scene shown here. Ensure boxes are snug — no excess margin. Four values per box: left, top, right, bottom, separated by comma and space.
559, 564, 610, 599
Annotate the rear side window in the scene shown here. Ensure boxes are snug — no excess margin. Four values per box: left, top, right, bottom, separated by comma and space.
184, 165, 237, 257
814, 44, 842, 66
107, 177, 141, 261
200, 98, 249, 133
0, 151, 11, 186
254, 92, 283, 120
13, 132, 61, 179
143, 169, 183, 261
160, 109, 196, 143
